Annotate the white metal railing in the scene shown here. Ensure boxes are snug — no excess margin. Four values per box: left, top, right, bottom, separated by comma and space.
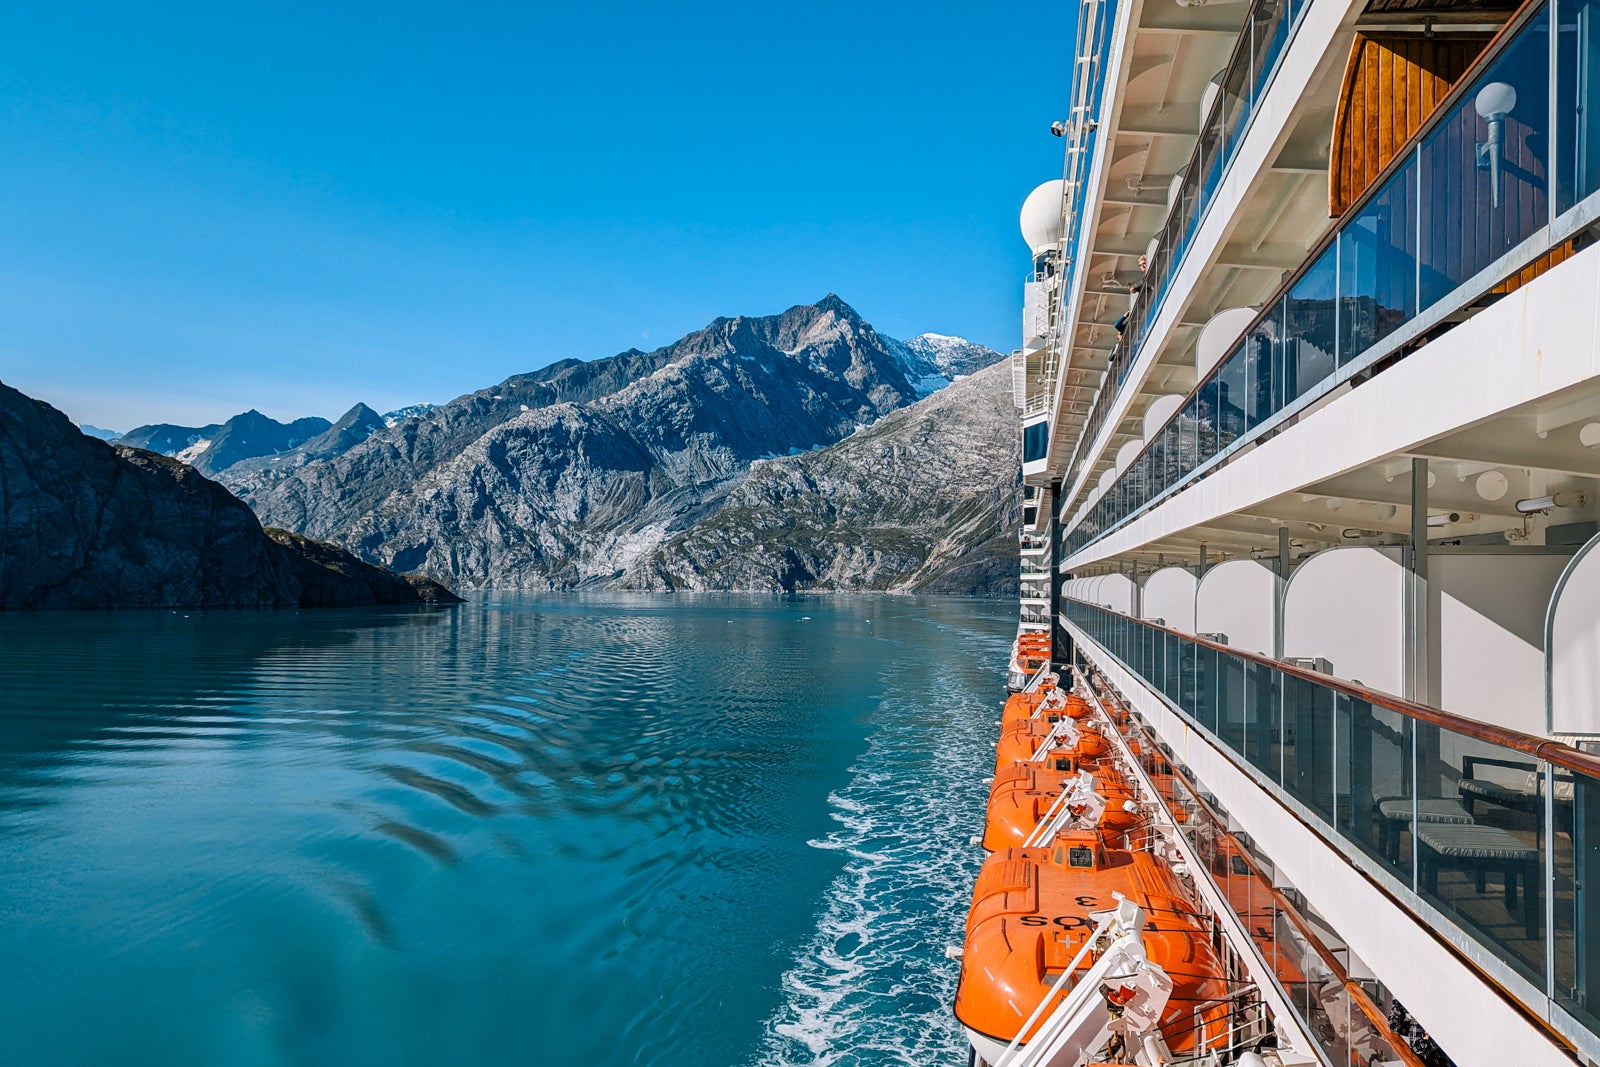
1019, 0, 1116, 422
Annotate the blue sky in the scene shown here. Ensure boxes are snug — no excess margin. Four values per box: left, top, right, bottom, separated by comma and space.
0, 2, 1074, 430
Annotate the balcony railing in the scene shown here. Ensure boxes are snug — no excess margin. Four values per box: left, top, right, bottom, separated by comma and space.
1087, 675, 1430, 1066
1057, 0, 1310, 486
1065, 0, 1600, 559
1063, 596, 1600, 1057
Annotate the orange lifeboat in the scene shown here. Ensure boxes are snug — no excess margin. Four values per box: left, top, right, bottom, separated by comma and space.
1013, 636, 1052, 674
1001, 690, 1044, 724
954, 832, 1231, 1059
993, 719, 1112, 774
984, 763, 1143, 850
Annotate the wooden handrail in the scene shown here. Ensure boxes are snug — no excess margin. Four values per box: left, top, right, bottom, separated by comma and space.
1065, 596, 1600, 780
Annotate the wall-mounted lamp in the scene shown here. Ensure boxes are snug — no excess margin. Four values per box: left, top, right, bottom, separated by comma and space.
1426, 512, 1463, 527
1475, 81, 1517, 208
1515, 491, 1587, 514
1051, 119, 1097, 139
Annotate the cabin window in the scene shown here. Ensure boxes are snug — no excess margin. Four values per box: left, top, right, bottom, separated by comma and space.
1067, 846, 1095, 868
1023, 420, 1049, 463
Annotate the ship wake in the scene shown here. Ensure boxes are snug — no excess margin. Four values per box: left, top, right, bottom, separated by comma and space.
750, 639, 1001, 1066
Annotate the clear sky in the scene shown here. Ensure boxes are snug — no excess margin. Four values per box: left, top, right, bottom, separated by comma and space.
0, 2, 1075, 431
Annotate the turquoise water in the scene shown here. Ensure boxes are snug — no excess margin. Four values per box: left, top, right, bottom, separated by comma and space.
0, 594, 1011, 1066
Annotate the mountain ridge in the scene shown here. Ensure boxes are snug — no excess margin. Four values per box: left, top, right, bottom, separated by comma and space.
62, 297, 1018, 597
229, 296, 1001, 590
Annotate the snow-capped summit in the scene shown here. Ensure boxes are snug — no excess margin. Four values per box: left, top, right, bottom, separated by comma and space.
887, 332, 1004, 396
901, 333, 1003, 378
382, 403, 436, 427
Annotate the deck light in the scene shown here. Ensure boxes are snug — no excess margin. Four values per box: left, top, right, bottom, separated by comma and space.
1515, 491, 1586, 514
1475, 82, 1517, 208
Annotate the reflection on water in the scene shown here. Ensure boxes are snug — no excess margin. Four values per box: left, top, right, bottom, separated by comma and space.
0, 594, 1011, 1066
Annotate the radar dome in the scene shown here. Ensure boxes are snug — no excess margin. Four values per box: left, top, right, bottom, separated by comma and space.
1020, 180, 1066, 255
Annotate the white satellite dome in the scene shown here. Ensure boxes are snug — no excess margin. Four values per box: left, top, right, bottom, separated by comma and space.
1020, 180, 1067, 255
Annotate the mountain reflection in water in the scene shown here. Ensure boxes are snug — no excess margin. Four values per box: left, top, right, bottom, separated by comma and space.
0, 594, 1010, 1067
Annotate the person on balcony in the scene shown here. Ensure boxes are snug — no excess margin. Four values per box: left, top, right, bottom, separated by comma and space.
1113, 253, 1148, 337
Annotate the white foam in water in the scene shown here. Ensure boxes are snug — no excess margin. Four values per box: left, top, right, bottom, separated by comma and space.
751, 651, 999, 1066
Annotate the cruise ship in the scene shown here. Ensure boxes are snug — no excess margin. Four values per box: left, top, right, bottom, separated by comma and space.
961, 0, 1600, 1061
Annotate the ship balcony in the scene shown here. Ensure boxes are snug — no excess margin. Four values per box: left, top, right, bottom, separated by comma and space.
1063, 596, 1600, 1063
1041, 0, 1371, 487
1020, 605, 1053, 626
1059, 0, 1600, 572
1045, 0, 1540, 533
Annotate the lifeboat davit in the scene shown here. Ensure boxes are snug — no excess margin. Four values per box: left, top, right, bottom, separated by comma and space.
954, 832, 1231, 1061
984, 763, 1143, 850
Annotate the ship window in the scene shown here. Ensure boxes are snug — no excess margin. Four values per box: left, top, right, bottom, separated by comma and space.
1023, 419, 1049, 463
1230, 855, 1250, 876
1067, 846, 1095, 868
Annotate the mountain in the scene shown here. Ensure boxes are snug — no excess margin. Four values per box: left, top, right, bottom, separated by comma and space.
0, 381, 460, 610
117, 420, 223, 458
77, 423, 122, 441
239, 296, 1004, 590
119, 410, 334, 477
218, 403, 387, 487
623, 360, 1021, 593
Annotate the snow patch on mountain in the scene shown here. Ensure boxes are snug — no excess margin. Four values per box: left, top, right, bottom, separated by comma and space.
885, 333, 1003, 396
174, 438, 213, 464
382, 403, 437, 427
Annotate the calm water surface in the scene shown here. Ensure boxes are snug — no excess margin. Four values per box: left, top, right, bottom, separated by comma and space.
0, 594, 1011, 1066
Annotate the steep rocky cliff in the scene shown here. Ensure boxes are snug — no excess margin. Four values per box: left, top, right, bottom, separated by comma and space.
624, 360, 1021, 593
0, 381, 459, 610
235, 296, 997, 589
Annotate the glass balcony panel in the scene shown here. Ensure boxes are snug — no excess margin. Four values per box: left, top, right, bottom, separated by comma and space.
1283, 244, 1338, 403
1218, 61, 1252, 171
1334, 695, 1413, 881
1557, 0, 1600, 211
1197, 379, 1220, 462
1249, 0, 1293, 104
1180, 636, 1200, 717
1195, 643, 1220, 735
1282, 674, 1336, 823
1418, 7, 1551, 309
1416, 722, 1549, 984
1555, 769, 1599, 1031
1149, 430, 1168, 501
1179, 396, 1200, 477
1219, 652, 1248, 752
1164, 631, 1183, 703
1339, 153, 1419, 363
1245, 660, 1282, 782
1245, 312, 1280, 429
1215, 346, 1248, 448
1197, 87, 1229, 210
